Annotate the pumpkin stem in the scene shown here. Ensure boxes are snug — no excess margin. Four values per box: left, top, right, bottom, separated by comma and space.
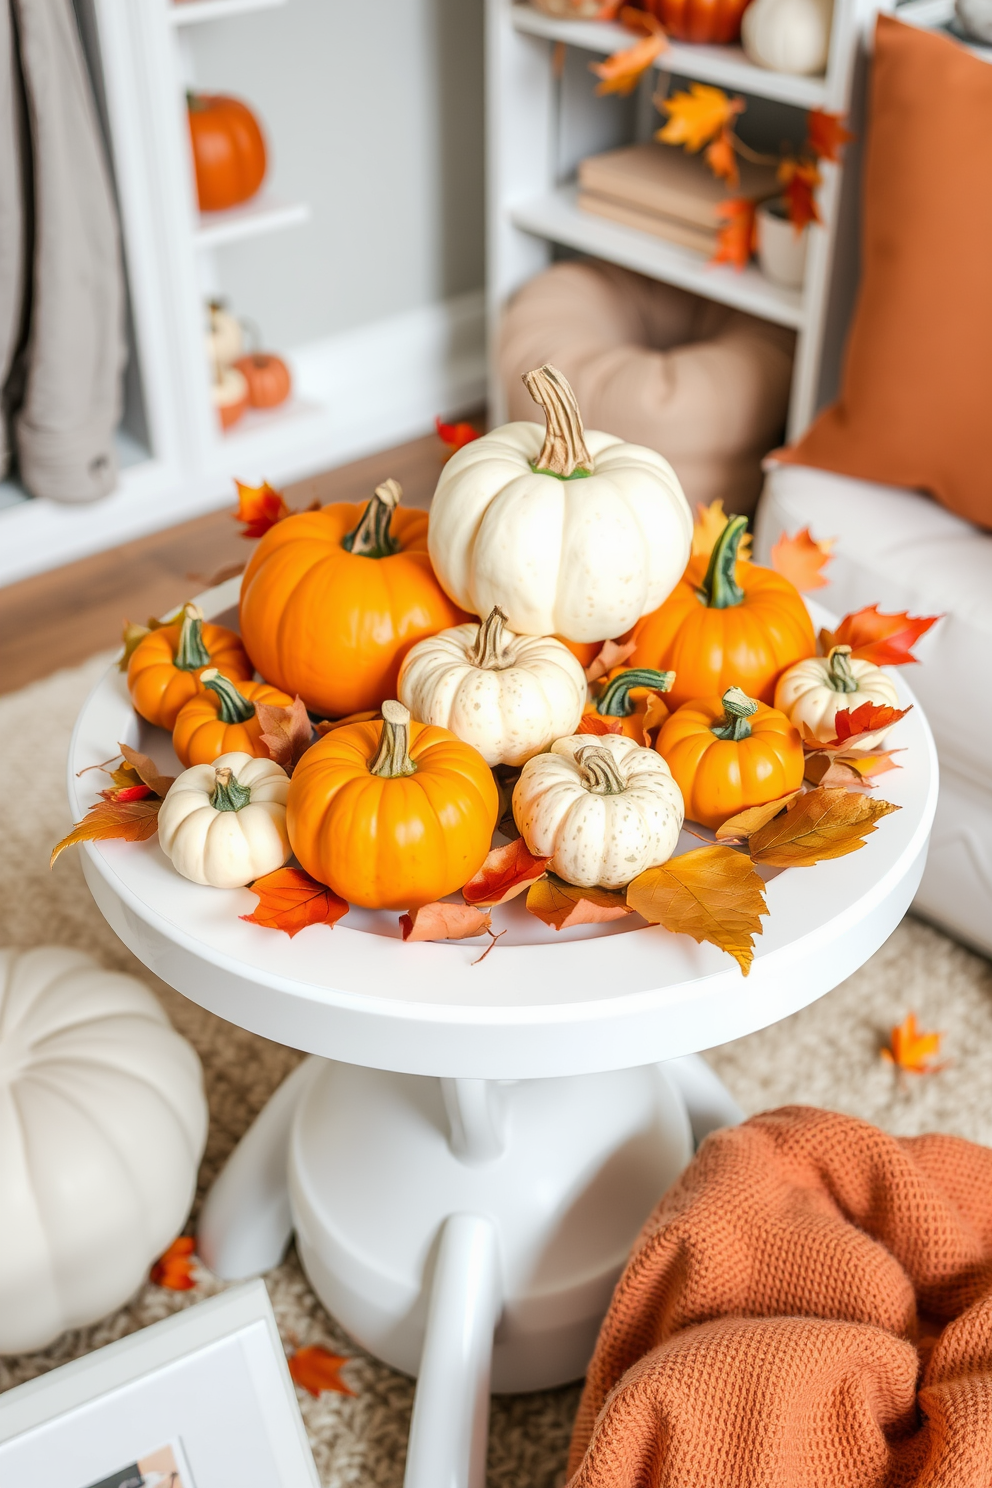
578, 745, 626, 795
596, 667, 675, 718
710, 686, 758, 742
699, 516, 747, 610
369, 700, 417, 778
522, 364, 593, 479
174, 603, 211, 671
210, 765, 253, 812
826, 645, 859, 694
202, 668, 255, 723
343, 478, 403, 558
470, 607, 511, 669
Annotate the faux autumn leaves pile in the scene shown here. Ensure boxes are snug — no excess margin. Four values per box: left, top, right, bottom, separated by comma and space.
55, 366, 937, 976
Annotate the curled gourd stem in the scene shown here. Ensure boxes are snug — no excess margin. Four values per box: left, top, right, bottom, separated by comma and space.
698, 516, 748, 610
202, 667, 255, 723
343, 478, 403, 558
578, 745, 626, 795
596, 667, 676, 718
522, 364, 593, 479
710, 686, 759, 742
470, 607, 511, 669
826, 645, 859, 694
210, 765, 253, 812
174, 603, 211, 671
369, 700, 417, 778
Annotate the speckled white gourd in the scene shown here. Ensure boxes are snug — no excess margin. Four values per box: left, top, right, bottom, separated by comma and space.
158, 750, 290, 887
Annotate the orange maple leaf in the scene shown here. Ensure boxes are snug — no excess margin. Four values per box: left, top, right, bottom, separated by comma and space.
806, 109, 854, 163
234, 479, 291, 539
288, 1345, 356, 1398
463, 839, 549, 907
778, 158, 821, 232
828, 701, 912, 746
527, 876, 632, 931
150, 1236, 197, 1291
704, 126, 739, 187
712, 197, 756, 271
400, 902, 492, 941
882, 1012, 944, 1074
658, 83, 744, 153
769, 527, 834, 592
435, 416, 481, 456
592, 20, 668, 97
820, 604, 940, 666
241, 867, 349, 937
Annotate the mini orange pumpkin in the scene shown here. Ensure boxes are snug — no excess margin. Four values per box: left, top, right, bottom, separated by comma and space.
233, 352, 292, 409
127, 604, 252, 732
172, 669, 295, 767
642, 0, 751, 43
583, 667, 675, 739
287, 700, 498, 909
239, 478, 468, 718
655, 686, 804, 829
187, 93, 266, 212
628, 515, 815, 709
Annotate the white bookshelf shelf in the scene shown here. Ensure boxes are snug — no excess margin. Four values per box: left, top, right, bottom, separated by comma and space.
169, 0, 287, 27
194, 194, 310, 249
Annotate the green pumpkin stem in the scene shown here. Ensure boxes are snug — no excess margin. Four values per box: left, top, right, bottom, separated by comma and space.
710, 686, 759, 742
826, 645, 859, 694
579, 745, 626, 795
369, 700, 417, 778
522, 364, 593, 479
202, 668, 255, 723
596, 667, 676, 718
471, 607, 511, 669
343, 478, 403, 558
698, 516, 748, 610
210, 765, 253, 812
174, 603, 211, 671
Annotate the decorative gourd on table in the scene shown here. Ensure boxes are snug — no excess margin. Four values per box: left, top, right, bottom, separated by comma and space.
234, 352, 292, 409
655, 686, 804, 829
0, 946, 207, 1354
239, 479, 467, 718
642, 0, 753, 43
398, 606, 587, 766
627, 515, 815, 708
127, 602, 252, 731
583, 667, 676, 739
158, 752, 291, 887
187, 93, 267, 212
774, 646, 899, 745
427, 364, 692, 644
287, 701, 498, 909
512, 734, 684, 890
172, 669, 296, 768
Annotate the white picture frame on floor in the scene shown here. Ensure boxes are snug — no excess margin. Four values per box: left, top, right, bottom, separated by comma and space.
0, 1281, 319, 1488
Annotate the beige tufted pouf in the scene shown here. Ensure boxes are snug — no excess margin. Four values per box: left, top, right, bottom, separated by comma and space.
499, 259, 795, 515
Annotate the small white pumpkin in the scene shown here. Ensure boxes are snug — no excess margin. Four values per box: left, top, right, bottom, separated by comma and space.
428, 364, 692, 643
0, 946, 207, 1354
774, 645, 900, 745
398, 605, 587, 766
512, 733, 685, 890
158, 750, 290, 887
741, 0, 833, 75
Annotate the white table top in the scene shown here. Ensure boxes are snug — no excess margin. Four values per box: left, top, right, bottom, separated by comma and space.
70, 579, 938, 1079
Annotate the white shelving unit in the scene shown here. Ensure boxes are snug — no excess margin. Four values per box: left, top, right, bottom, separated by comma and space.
486, 0, 891, 436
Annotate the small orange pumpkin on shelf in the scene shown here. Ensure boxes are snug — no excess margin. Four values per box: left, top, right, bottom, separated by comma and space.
287, 700, 498, 910
127, 603, 252, 732
187, 93, 266, 212
172, 669, 295, 768
583, 667, 675, 739
239, 478, 468, 718
641, 0, 752, 43
655, 686, 804, 829
233, 352, 292, 409
627, 514, 815, 709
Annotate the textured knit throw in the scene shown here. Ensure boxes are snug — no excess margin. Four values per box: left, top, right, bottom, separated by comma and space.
568, 1106, 992, 1487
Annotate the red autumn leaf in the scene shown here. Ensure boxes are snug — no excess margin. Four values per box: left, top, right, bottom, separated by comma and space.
820, 604, 940, 666
288, 1345, 355, 1398
778, 158, 821, 231
806, 109, 854, 163
51, 796, 163, 867
769, 527, 833, 592
576, 714, 624, 737
712, 197, 756, 271
234, 479, 291, 538
241, 867, 349, 937
526, 876, 633, 931
400, 903, 493, 941
150, 1236, 196, 1291
436, 417, 481, 455
881, 1012, 945, 1075
256, 695, 313, 773
704, 126, 739, 187
830, 700, 912, 745
102, 782, 153, 803
463, 839, 550, 907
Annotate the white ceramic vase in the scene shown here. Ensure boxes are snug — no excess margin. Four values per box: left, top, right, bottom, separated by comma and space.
756, 198, 809, 289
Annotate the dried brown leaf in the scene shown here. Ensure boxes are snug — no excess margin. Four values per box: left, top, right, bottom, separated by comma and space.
526, 876, 633, 931
585, 639, 636, 684
399, 903, 492, 942
626, 844, 767, 975
51, 797, 162, 866
256, 696, 313, 773
119, 742, 175, 798
748, 786, 900, 866
715, 790, 804, 841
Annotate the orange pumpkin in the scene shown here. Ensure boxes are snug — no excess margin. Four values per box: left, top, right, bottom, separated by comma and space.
172, 669, 295, 767
628, 515, 815, 709
655, 687, 804, 829
127, 604, 252, 732
583, 667, 675, 739
187, 93, 266, 212
287, 700, 498, 909
233, 352, 292, 409
239, 478, 468, 718
641, 0, 752, 43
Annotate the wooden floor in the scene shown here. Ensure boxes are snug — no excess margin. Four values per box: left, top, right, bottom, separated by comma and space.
0, 427, 454, 695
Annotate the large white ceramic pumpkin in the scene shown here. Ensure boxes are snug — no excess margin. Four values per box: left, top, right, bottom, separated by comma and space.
0, 947, 208, 1353
427, 364, 692, 643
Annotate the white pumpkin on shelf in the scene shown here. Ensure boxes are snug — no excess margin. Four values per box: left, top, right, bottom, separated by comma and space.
398, 606, 587, 766
158, 752, 290, 888
512, 734, 685, 891
741, 0, 833, 75
427, 364, 692, 644
774, 645, 900, 746
0, 946, 207, 1354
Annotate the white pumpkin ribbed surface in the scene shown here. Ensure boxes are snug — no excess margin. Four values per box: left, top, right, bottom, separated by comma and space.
158, 751, 290, 888
774, 655, 900, 746
0, 946, 207, 1354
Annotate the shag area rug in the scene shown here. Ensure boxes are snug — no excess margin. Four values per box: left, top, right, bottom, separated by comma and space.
2, 655, 991, 1487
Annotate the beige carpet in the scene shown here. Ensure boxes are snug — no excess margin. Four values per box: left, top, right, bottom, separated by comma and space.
1, 655, 991, 1486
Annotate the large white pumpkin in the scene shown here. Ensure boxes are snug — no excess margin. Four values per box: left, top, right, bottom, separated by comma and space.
427, 364, 692, 643
741, 0, 833, 75
0, 946, 208, 1353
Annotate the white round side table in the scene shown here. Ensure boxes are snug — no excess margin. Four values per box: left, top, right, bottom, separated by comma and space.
69, 579, 938, 1488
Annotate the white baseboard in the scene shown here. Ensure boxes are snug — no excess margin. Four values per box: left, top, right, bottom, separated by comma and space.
0, 290, 486, 587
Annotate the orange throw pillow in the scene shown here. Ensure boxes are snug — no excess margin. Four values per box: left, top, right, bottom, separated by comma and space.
779, 15, 992, 530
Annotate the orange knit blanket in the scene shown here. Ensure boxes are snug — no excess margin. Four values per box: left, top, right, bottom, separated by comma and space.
568, 1106, 992, 1488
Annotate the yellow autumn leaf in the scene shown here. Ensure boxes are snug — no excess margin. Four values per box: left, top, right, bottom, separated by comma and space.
747, 787, 900, 867
626, 844, 767, 975
657, 83, 744, 153
691, 499, 753, 562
